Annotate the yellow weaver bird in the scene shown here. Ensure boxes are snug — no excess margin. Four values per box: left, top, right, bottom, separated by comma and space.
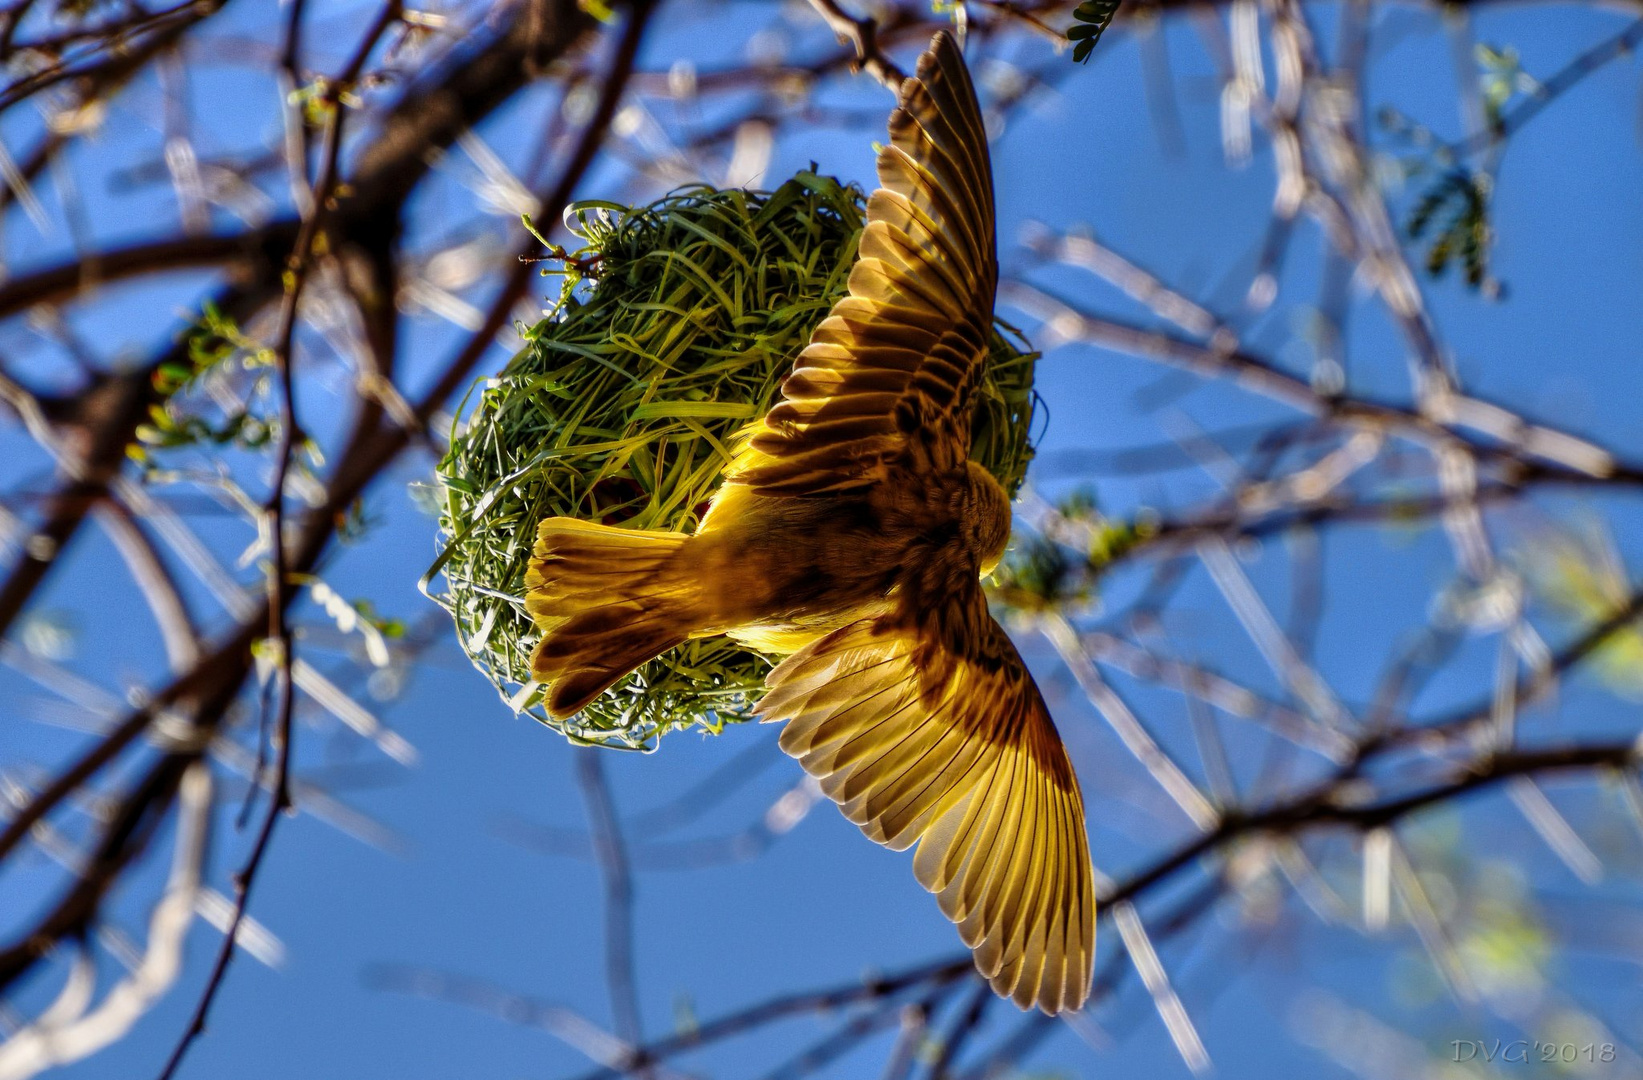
525, 31, 1095, 1014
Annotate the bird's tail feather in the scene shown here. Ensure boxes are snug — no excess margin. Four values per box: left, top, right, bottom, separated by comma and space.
525, 518, 703, 717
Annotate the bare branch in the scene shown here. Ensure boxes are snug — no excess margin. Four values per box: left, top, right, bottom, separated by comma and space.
806, 0, 909, 90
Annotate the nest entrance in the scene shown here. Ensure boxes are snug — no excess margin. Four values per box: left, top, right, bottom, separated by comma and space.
429, 172, 1039, 748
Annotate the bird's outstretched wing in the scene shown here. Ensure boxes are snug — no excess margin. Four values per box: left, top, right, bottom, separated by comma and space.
755, 584, 1095, 1014
726, 31, 998, 496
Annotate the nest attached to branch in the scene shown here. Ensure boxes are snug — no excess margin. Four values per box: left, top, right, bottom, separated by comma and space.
429, 172, 1040, 748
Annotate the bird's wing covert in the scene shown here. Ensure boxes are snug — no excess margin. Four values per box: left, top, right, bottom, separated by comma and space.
727, 30, 999, 496
755, 585, 1095, 1014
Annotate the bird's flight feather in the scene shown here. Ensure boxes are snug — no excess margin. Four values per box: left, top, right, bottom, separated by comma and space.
724, 31, 999, 497
755, 590, 1095, 1012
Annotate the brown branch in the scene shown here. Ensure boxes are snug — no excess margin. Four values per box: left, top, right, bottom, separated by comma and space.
973, 0, 1069, 44
1123, 483, 1553, 563
0, 0, 37, 58
0, 752, 194, 975
755, 979, 959, 1080
155, 4, 397, 1065
0, 0, 595, 639
805, 0, 909, 90
5, 0, 204, 58
1369, 581, 1643, 757
0, 368, 150, 641
0, 0, 602, 1002
0, 2, 241, 222
1459, 16, 1643, 154
0, 673, 193, 876
0, 0, 603, 653
0, 225, 299, 319
556, 873, 1229, 1080
859, 739, 1633, 1078
279, 0, 310, 82
344, 1, 594, 217
317, 0, 405, 438
0, 274, 284, 647
0, 128, 60, 222
1102, 741, 1639, 910
0, 0, 225, 114
154, 94, 343, 1080
370, 0, 653, 446
0, 657, 238, 989
1, 2, 1638, 1073
565, 956, 976, 1080
150, 675, 292, 1080
1006, 283, 1643, 486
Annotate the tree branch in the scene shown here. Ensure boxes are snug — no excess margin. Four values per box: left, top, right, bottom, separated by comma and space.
805, 0, 908, 90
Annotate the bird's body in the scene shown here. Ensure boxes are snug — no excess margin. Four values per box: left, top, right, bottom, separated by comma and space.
530, 461, 1007, 668
525, 32, 1096, 1014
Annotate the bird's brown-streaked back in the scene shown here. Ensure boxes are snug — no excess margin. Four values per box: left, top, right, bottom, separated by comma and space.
734, 32, 1097, 1014
526, 30, 1096, 1015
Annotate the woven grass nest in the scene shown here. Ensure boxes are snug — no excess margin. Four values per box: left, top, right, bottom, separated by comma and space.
429, 171, 1041, 749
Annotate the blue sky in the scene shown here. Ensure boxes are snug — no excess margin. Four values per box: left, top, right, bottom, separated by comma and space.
4, 1, 1643, 1077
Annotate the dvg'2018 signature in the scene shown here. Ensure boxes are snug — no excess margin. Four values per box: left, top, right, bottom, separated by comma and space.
1451, 1041, 1617, 1065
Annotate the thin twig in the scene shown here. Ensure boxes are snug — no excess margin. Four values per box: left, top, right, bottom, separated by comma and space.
153, 32, 355, 1071
565, 956, 975, 1080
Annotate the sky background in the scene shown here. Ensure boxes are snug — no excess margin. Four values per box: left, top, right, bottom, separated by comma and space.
3, 1, 1643, 1077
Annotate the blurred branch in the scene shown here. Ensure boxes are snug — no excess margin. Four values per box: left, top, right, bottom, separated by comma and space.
495, 774, 821, 871
754, 979, 954, 1080
363, 965, 689, 1078
0, 228, 297, 318
625, 733, 781, 835
0, 0, 226, 113
559, 870, 1232, 1080
878, 1001, 932, 1080
1458, 16, 1643, 154
1370, 580, 1643, 755
95, 499, 199, 672
0, 368, 162, 641
575, 750, 643, 1047
925, 981, 994, 1079
0, 763, 213, 1078
806, 0, 909, 90
1077, 630, 1351, 759
566, 957, 976, 1080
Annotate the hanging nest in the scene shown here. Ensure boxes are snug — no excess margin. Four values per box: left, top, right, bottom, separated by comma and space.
427, 172, 1040, 749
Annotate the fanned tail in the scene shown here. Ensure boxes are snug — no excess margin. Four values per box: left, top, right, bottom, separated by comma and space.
525, 518, 703, 717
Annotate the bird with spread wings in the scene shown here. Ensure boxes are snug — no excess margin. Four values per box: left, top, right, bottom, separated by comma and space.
524, 31, 1096, 1014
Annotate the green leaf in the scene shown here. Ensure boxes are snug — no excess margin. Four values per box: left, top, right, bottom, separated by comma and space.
1068, 0, 1121, 63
